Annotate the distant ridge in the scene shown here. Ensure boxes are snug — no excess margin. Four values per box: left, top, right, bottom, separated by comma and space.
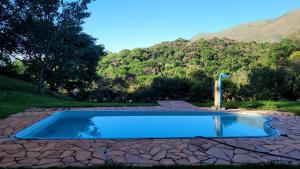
192, 9, 300, 42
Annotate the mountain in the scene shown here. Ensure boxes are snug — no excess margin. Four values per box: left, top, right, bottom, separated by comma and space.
192, 9, 300, 42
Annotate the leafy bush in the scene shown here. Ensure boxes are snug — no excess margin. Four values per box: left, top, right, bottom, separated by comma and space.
150, 77, 192, 100
189, 70, 213, 101
89, 88, 118, 102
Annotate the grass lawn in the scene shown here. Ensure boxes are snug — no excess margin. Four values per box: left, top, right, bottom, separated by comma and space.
0, 75, 157, 118
7, 164, 300, 169
193, 100, 300, 115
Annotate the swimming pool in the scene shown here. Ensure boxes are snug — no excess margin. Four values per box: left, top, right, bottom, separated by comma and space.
15, 111, 277, 139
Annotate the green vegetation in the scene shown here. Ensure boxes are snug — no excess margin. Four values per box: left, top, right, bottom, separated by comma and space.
193, 101, 300, 115
96, 38, 300, 102
0, 0, 105, 93
0, 75, 37, 93
0, 75, 157, 118
290, 51, 300, 68
1, 1, 300, 117
5, 164, 300, 169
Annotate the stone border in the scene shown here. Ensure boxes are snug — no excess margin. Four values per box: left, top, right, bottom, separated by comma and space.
0, 101, 300, 167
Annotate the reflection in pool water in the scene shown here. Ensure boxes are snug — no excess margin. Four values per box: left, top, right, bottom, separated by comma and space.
213, 115, 265, 137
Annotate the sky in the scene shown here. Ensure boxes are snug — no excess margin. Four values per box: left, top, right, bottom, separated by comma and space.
82, 0, 300, 52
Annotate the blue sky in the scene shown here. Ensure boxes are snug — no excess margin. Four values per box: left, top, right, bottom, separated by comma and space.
83, 0, 300, 52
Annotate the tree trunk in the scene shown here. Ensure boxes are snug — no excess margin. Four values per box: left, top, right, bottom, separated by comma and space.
37, 63, 44, 93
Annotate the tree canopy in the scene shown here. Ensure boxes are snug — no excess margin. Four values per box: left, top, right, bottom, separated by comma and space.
96, 38, 300, 102
0, 0, 106, 94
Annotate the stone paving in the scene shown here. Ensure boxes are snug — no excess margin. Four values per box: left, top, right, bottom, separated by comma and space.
0, 101, 300, 167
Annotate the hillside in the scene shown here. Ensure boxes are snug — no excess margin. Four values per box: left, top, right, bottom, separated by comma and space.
192, 9, 300, 42
0, 75, 156, 118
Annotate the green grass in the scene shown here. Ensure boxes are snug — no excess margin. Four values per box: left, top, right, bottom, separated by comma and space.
0, 75, 37, 93
0, 75, 157, 118
193, 100, 300, 115
5, 164, 300, 169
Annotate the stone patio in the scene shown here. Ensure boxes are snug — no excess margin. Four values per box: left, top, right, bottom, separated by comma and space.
0, 101, 300, 167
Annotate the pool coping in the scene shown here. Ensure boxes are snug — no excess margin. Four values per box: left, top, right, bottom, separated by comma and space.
0, 101, 300, 167
13, 110, 279, 140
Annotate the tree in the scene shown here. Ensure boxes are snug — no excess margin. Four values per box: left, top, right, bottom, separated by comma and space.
1, 0, 106, 96
0, 0, 28, 70
45, 31, 105, 92
289, 51, 300, 69
268, 39, 296, 68
21, 0, 105, 93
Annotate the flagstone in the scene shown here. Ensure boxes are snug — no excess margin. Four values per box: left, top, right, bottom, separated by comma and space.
23, 142, 40, 149
263, 144, 285, 150
182, 149, 194, 156
138, 154, 152, 159
196, 155, 210, 161
0, 157, 15, 163
73, 142, 91, 150
234, 149, 248, 154
38, 158, 61, 165
43, 142, 57, 151
202, 158, 217, 164
1, 148, 17, 154
40, 151, 59, 158
75, 151, 91, 161
106, 150, 124, 156
194, 151, 206, 156
188, 145, 198, 152
160, 158, 175, 165
232, 154, 261, 163
127, 149, 140, 155
62, 157, 76, 163
89, 158, 105, 165
187, 156, 200, 164
161, 144, 172, 149
152, 149, 167, 160
0, 144, 22, 150
166, 153, 181, 160
288, 150, 300, 157
173, 152, 188, 158
0, 161, 18, 167
130, 143, 143, 148
111, 155, 126, 163
29, 146, 44, 152
37, 161, 65, 168
92, 148, 107, 160
206, 147, 229, 161
176, 143, 188, 150
7, 150, 26, 158
18, 158, 39, 165
175, 158, 190, 165
0, 105, 300, 167
149, 147, 161, 155
27, 151, 40, 158
125, 154, 158, 165
0, 151, 7, 157
60, 150, 74, 158
215, 159, 231, 165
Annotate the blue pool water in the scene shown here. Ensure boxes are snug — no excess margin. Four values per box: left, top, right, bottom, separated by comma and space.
15, 111, 277, 139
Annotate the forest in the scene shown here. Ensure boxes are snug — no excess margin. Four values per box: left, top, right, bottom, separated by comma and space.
1, 1, 300, 104
96, 38, 300, 102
